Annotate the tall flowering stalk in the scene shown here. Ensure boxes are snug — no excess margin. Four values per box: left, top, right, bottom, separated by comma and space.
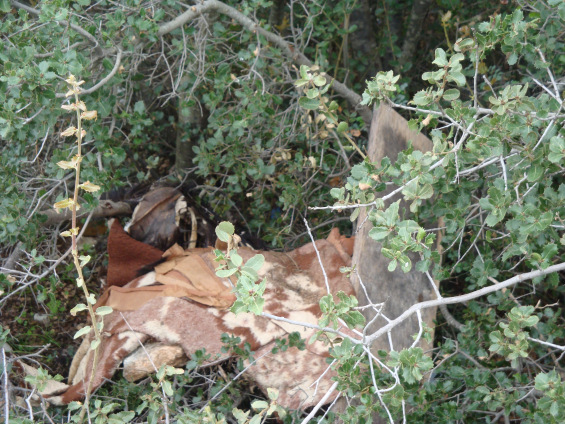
55, 75, 111, 421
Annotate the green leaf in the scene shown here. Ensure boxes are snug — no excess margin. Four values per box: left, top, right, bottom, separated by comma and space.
443, 88, 460, 101
341, 311, 365, 329
0, 0, 11, 13
432, 48, 448, 67
319, 294, 333, 314
216, 268, 238, 278
240, 267, 258, 280
456, 38, 475, 50
508, 52, 518, 65
350, 206, 360, 222
249, 415, 262, 424
413, 90, 431, 106
233, 409, 250, 423
305, 88, 319, 99
419, 184, 434, 199
542, 243, 558, 262
298, 97, 320, 110
548, 136, 565, 163
399, 255, 412, 272
403, 180, 433, 200
230, 252, 243, 267
231, 300, 247, 314
523, 316, 539, 327
485, 210, 506, 227
447, 71, 466, 86
527, 165, 544, 182
330, 187, 344, 199
336, 121, 349, 133
415, 259, 431, 273
215, 221, 234, 242
70, 303, 87, 316
369, 226, 390, 241
251, 400, 269, 411
74, 325, 91, 339
95, 306, 113, 316
162, 380, 173, 397
44, 71, 57, 80
248, 297, 265, 315
299, 65, 309, 79
313, 75, 327, 86
245, 254, 265, 272
90, 338, 100, 350
351, 163, 369, 180
267, 387, 279, 401
38, 61, 49, 74
550, 401, 559, 417
384, 201, 400, 226
133, 101, 145, 114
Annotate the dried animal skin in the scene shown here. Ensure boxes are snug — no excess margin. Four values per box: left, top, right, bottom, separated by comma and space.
43, 223, 356, 410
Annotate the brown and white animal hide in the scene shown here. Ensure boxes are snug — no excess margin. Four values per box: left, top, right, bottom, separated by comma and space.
44, 222, 356, 410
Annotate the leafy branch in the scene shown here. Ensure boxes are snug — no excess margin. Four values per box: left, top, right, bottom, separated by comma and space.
54, 75, 111, 423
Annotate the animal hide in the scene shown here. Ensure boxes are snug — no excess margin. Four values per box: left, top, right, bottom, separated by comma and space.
44, 222, 357, 410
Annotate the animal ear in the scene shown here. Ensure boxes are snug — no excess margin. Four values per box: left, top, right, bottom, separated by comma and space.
340, 234, 355, 257
107, 220, 164, 287
326, 227, 355, 264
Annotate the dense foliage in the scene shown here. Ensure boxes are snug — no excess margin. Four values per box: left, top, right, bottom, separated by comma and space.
326, 2, 565, 421
1, 0, 565, 423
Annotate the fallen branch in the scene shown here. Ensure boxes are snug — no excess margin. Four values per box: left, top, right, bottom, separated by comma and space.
157, 0, 372, 126
0, 211, 95, 307
38, 200, 131, 227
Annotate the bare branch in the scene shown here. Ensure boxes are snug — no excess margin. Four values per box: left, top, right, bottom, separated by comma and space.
304, 218, 331, 294
261, 312, 359, 343
300, 381, 339, 424
528, 337, 565, 351
157, 0, 372, 126
2, 345, 8, 424
439, 304, 465, 331
56, 49, 123, 98
366, 262, 565, 344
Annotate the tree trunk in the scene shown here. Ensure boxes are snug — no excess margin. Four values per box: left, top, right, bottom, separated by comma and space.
397, 0, 434, 71
268, 0, 287, 29
175, 81, 206, 173
349, 0, 380, 77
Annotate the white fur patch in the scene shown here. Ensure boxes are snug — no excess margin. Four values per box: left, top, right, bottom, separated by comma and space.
286, 273, 318, 291
136, 271, 156, 288
222, 312, 285, 345
143, 320, 181, 343
257, 261, 275, 278
159, 297, 175, 319
116, 331, 145, 359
